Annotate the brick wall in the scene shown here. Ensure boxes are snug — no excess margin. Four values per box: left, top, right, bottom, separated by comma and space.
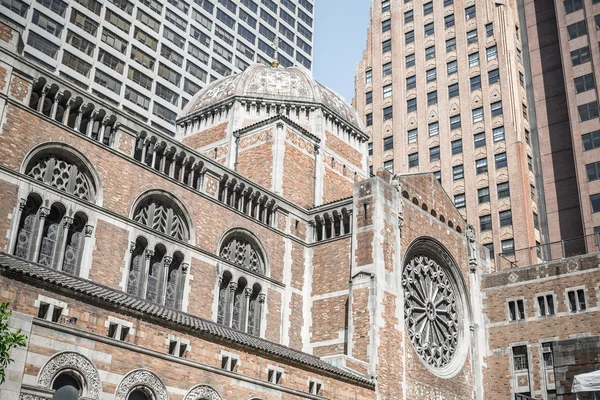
282, 142, 314, 208
0, 180, 18, 252
326, 131, 363, 169
323, 167, 354, 204
182, 122, 228, 150
89, 220, 129, 290
237, 141, 273, 190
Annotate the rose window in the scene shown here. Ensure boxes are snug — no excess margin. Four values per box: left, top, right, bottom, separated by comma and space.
402, 255, 459, 370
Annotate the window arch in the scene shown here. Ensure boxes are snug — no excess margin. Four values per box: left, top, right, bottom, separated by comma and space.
183, 385, 223, 400
132, 193, 191, 241
12, 195, 90, 275
52, 372, 81, 400
216, 272, 264, 336
126, 239, 187, 310
218, 230, 267, 275
114, 370, 168, 400
24, 145, 99, 202
37, 351, 102, 400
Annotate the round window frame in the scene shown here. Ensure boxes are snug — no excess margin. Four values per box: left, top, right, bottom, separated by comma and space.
402, 237, 470, 379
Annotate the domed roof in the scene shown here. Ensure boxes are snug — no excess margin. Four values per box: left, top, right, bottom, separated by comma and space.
178, 63, 366, 133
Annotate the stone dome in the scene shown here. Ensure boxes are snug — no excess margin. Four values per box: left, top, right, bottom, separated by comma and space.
178, 63, 366, 133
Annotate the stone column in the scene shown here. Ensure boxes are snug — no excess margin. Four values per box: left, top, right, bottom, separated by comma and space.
98, 116, 111, 145
242, 287, 253, 333
160, 255, 173, 305
226, 282, 238, 327
86, 110, 98, 137
32, 207, 50, 262
50, 91, 63, 120
37, 86, 48, 113
256, 293, 266, 336
55, 216, 74, 272
62, 98, 75, 125
141, 249, 154, 298
9, 199, 28, 255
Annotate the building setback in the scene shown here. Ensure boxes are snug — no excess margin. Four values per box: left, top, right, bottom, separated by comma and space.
0, 0, 314, 136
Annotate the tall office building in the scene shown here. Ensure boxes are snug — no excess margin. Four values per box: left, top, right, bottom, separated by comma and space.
0, 0, 314, 136
355, 0, 541, 268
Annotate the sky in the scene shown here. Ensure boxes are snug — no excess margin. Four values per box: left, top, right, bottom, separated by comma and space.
312, 0, 372, 103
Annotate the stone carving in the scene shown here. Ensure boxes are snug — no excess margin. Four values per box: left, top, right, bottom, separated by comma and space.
220, 237, 264, 274
186, 74, 241, 114
403, 255, 459, 370
247, 66, 312, 100
466, 224, 477, 273
37, 351, 102, 399
115, 369, 168, 400
26, 154, 95, 201
133, 198, 189, 241
184, 385, 222, 400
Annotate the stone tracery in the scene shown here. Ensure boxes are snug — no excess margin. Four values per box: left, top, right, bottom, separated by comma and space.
114, 369, 168, 400
402, 254, 459, 370
183, 385, 222, 400
37, 351, 102, 399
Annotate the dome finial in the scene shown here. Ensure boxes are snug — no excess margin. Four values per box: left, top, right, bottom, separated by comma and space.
271, 59, 280, 68
271, 37, 281, 68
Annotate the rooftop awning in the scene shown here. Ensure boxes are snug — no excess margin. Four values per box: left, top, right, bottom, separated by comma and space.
573, 369, 600, 393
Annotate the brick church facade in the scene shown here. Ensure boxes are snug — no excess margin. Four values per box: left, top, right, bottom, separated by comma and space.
0, 24, 598, 400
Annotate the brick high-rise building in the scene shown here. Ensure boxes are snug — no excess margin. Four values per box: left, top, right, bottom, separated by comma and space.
0, 0, 314, 136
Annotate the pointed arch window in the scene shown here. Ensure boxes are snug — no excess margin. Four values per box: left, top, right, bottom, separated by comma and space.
38, 204, 66, 267
62, 213, 88, 275
219, 235, 265, 274
216, 273, 264, 336
14, 194, 42, 259
25, 152, 97, 202
133, 196, 190, 241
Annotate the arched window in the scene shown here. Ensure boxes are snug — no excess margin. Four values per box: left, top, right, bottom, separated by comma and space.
38, 203, 66, 267
132, 196, 190, 241
14, 194, 42, 259
52, 373, 80, 400
127, 237, 148, 296
126, 240, 186, 310
62, 212, 88, 275
24, 151, 98, 202
219, 234, 266, 275
128, 389, 150, 400
216, 273, 264, 336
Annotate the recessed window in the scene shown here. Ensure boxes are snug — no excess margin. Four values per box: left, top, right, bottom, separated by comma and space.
567, 20, 587, 40
473, 107, 484, 123
454, 193, 466, 209
447, 60, 458, 74
384, 136, 394, 150
533, 212, 540, 229
384, 106, 393, 120
453, 164, 464, 180
486, 23, 494, 37
383, 84, 393, 98
469, 52, 480, 67
538, 295, 555, 316
221, 353, 239, 372
430, 146, 440, 161
450, 115, 461, 130
478, 187, 490, 204
382, 0, 390, 12
365, 69, 372, 83
542, 343, 554, 369
424, 2, 433, 15
448, 83, 459, 98
513, 346, 528, 371
571, 46, 591, 66
309, 380, 323, 395
590, 193, 600, 213
408, 152, 419, 168
493, 126, 505, 142
451, 139, 462, 154
37, 302, 63, 322
407, 75, 417, 90
501, 239, 514, 255
497, 182, 510, 198
489, 69, 500, 84
465, 5, 476, 20
368, 143, 373, 156
470, 75, 481, 90
407, 129, 418, 144
445, 14, 455, 28
491, 101, 503, 117
484, 242, 494, 260
508, 299, 525, 321
383, 62, 392, 76
496, 152, 507, 168
268, 368, 283, 384
407, 98, 417, 113
366, 113, 373, 126
434, 171, 441, 183
476, 158, 488, 174
567, 289, 587, 312
429, 122, 439, 136
565, 0, 583, 14
168, 339, 188, 357
480, 215, 492, 232
405, 10, 414, 23
366, 91, 373, 105
382, 19, 391, 32
425, 46, 436, 60
384, 160, 394, 172
107, 321, 131, 341
467, 29, 478, 44
499, 210, 512, 226
405, 30, 414, 44
575, 73, 595, 94
427, 91, 438, 106
474, 132, 486, 148
426, 68, 437, 82
486, 45, 497, 61
578, 101, 599, 122
406, 54, 415, 68
446, 37, 456, 52
583, 130, 600, 150
382, 39, 392, 53
444, 0, 453, 7
424, 22, 435, 36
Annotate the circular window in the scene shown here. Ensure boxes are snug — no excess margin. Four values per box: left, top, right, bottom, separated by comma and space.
402, 241, 467, 378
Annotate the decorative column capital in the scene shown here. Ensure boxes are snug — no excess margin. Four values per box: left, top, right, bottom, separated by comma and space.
129, 241, 136, 253
18, 198, 27, 211
62, 216, 74, 228
84, 224, 94, 237
145, 249, 155, 259
181, 263, 189, 273
163, 256, 173, 267
39, 207, 50, 219
229, 282, 238, 292
244, 287, 253, 298
258, 293, 266, 304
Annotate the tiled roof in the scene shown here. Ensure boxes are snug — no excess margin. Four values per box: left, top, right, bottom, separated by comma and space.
0, 252, 374, 387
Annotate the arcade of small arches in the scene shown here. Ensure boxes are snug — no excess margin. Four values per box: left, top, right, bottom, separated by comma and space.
312, 208, 352, 242
32, 351, 266, 400
29, 78, 120, 148
401, 190, 463, 234
218, 176, 278, 227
